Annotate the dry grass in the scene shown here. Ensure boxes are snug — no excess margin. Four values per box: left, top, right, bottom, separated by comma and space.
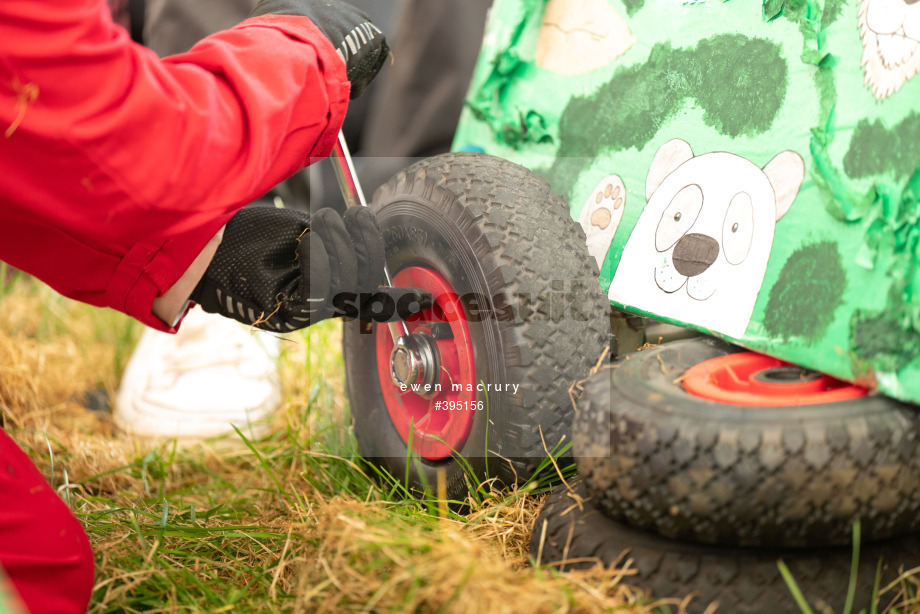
0, 277, 652, 613
3, 276, 919, 614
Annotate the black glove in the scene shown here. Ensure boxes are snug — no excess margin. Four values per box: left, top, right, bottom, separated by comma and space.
251, 0, 389, 99
190, 206, 431, 331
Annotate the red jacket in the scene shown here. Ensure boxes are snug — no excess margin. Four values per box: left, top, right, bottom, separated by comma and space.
0, 0, 349, 331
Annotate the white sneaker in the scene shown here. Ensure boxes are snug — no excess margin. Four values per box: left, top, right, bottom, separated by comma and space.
114, 307, 281, 442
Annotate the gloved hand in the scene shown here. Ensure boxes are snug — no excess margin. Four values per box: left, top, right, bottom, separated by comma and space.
251, 0, 389, 98
190, 206, 431, 331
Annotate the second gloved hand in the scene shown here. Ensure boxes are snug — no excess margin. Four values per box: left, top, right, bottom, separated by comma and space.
251, 0, 389, 98
190, 206, 431, 331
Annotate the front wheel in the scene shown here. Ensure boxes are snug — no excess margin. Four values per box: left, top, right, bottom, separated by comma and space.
343, 153, 609, 499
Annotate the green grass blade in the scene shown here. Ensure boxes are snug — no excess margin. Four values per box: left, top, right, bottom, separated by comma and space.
778, 559, 816, 614
871, 557, 883, 614
230, 424, 287, 507
843, 519, 862, 614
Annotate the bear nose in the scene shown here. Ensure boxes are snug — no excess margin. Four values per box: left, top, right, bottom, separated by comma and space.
672, 233, 720, 277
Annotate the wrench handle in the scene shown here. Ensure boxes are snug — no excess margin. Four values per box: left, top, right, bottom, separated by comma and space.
329, 130, 406, 339
331, 131, 368, 209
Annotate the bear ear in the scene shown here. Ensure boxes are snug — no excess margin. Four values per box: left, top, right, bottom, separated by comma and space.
646, 139, 694, 202
763, 151, 805, 221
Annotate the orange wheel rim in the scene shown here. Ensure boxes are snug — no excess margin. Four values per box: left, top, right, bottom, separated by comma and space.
683, 352, 869, 406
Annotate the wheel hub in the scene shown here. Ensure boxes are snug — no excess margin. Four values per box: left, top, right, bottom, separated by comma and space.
375, 266, 477, 460
683, 351, 868, 406
389, 332, 440, 394
752, 365, 822, 384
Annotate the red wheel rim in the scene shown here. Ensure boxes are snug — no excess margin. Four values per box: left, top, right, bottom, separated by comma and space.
683, 352, 869, 406
375, 267, 476, 460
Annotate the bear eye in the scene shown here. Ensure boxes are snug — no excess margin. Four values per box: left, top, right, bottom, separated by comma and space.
656, 184, 703, 252
723, 192, 754, 265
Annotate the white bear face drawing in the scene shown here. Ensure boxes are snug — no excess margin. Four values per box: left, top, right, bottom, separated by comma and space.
608, 139, 804, 339
859, 0, 920, 100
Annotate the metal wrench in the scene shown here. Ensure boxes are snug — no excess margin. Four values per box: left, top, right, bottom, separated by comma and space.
330, 130, 408, 343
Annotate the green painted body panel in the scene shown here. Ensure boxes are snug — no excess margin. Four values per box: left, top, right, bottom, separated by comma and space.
453, 0, 920, 404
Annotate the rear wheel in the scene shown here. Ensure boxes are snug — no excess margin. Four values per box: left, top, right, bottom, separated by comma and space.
574, 337, 920, 547
532, 481, 920, 614
343, 153, 610, 498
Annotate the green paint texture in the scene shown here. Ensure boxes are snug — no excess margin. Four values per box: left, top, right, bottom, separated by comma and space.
764, 242, 846, 342
783, 0, 920, 376
621, 0, 645, 17
548, 35, 788, 195
851, 306, 920, 375
844, 113, 920, 180
453, 0, 920, 403
847, 172, 920, 369
463, 0, 553, 149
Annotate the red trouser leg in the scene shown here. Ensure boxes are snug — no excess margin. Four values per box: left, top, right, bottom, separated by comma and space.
0, 428, 94, 614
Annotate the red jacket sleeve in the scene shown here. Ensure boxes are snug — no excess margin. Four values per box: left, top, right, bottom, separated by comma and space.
0, 0, 350, 331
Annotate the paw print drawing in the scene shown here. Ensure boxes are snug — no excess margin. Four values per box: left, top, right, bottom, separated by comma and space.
608, 139, 804, 339
579, 174, 626, 268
